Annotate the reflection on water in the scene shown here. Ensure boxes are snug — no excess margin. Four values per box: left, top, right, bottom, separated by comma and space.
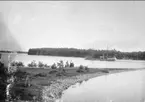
56, 70, 145, 102
14, 54, 145, 68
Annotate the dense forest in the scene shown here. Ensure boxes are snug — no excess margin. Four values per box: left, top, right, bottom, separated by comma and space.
28, 48, 145, 60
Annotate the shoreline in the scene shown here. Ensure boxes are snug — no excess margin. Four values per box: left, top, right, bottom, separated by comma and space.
42, 68, 139, 102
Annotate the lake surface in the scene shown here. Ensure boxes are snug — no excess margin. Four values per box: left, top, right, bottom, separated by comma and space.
56, 70, 145, 102
12, 54, 145, 69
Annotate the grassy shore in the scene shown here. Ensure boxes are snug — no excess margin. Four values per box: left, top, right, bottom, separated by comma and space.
13, 67, 139, 102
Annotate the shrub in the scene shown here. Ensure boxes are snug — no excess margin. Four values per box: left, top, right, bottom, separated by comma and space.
13, 69, 31, 86
11, 61, 24, 67
84, 66, 89, 72
9, 68, 35, 101
38, 61, 44, 68
51, 63, 57, 69
27, 60, 37, 68
76, 65, 85, 73
44, 64, 49, 68
0, 62, 7, 100
34, 73, 47, 77
11, 61, 17, 66
79, 65, 84, 69
57, 60, 64, 69
56, 72, 65, 76
10, 84, 35, 100
17, 62, 24, 67
38, 61, 49, 68
65, 61, 69, 67
56, 68, 66, 77
76, 65, 89, 73
49, 70, 58, 74
70, 62, 74, 67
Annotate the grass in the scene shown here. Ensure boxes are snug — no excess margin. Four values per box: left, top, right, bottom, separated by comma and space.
11, 67, 138, 102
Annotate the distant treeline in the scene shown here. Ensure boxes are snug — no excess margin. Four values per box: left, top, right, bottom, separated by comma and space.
28, 48, 145, 60
0, 50, 27, 54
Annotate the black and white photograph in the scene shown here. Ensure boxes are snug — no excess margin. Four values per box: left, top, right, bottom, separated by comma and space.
0, 1, 145, 102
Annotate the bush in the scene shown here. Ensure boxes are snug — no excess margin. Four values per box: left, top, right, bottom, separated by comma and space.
70, 62, 74, 67
76, 65, 85, 73
17, 62, 24, 67
10, 84, 36, 101
79, 65, 84, 69
38, 61, 44, 68
65, 61, 69, 67
49, 70, 58, 74
11, 61, 25, 67
13, 69, 30, 85
51, 63, 57, 69
0, 62, 7, 100
0, 61, 30, 101
57, 60, 64, 69
34, 73, 47, 77
11, 61, 17, 66
56, 71, 65, 76
84, 66, 89, 72
9, 68, 36, 101
28, 60, 37, 68
44, 64, 49, 68
76, 65, 89, 73
37, 61, 49, 68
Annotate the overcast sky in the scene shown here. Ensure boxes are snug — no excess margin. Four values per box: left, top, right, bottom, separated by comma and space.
0, 1, 145, 52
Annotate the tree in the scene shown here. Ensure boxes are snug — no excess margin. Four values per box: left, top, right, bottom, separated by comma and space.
65, 61, 69, 68
28, 60, 37, 67
38, 61, 44, 68
51, 63, 57, 69
70, 61, 74, 67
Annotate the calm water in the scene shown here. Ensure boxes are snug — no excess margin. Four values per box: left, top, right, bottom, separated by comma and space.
56, 70, 145, 102
12, 54, 145, 69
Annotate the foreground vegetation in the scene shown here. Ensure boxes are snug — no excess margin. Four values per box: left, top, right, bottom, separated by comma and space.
0, 62, 7, 101
9, 65, 139, 101
1, 60, 142, 102
11, 60, 75, 69
28, 48, 145, 60
11, 67, 128, 102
